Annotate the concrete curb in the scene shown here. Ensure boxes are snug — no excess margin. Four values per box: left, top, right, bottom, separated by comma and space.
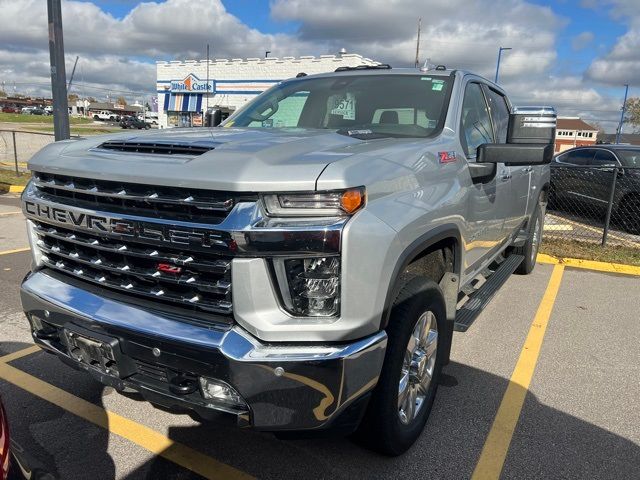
537, 253, 640, 276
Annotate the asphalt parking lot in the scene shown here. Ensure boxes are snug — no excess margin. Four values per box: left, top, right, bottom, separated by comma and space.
0, 193, 639, 480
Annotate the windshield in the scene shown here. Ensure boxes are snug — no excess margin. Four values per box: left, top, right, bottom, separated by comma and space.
616, 149, 640, 167
224, 74, 452, 138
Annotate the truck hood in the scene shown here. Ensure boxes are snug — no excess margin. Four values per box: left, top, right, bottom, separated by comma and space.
28, 127, 385, 192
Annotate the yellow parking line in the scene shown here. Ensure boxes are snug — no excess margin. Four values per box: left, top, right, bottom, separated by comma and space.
0, 247, 30, 256
537, 253, 640, 276
0, 345, 41, 364
8, 186, 25, 193
0, 354, 254, 480
472, 264, 565, 480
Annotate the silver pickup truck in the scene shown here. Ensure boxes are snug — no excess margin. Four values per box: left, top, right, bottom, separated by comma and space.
20, 66, 555, 455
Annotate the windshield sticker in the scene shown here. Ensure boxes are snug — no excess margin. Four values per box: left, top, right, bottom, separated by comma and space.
432, 83, 444, 91
330, 92, 356, 120
427, 119, 437, 128
421, 77, 432, 81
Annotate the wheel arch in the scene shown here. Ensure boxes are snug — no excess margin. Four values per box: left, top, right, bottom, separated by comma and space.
379, 224, 462, 331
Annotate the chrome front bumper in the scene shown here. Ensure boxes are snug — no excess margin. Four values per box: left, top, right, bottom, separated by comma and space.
20, 270, 387, 431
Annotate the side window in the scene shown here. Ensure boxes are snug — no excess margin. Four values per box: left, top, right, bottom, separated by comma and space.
461, 83, 494, 156
485, 88, 510, 143
591, 150, 618, 166
563, 149, 595, 165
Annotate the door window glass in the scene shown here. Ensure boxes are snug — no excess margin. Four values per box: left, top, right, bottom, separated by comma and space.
485, 89, 510, 143
461, 83, 493, 156
562, 149, 594, 165
591, 150, 618, 166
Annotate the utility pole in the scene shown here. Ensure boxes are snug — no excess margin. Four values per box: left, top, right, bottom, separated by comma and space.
615, 83, 629, 144
47, 0, 70, 140
414, 18, 422, 68
494, 47, 512, 84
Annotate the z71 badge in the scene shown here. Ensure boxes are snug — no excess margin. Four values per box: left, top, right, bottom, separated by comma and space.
438, 151, 457, 164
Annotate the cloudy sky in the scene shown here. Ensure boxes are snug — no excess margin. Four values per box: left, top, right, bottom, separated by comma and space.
0, 0, 638, 131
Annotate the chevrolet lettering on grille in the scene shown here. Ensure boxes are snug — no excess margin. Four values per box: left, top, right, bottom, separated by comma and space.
24, 200, 229, 250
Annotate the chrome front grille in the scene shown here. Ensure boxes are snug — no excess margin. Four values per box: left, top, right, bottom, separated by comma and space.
33, 221, 233, 316
32, 172, 257, 224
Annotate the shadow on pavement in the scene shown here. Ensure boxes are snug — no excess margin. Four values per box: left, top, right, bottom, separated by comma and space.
1, 339, 638, 479
120, 359, 640, 480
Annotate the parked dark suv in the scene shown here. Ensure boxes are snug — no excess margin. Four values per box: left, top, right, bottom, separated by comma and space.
550, 145, 640, 234
119, 116, 150, 129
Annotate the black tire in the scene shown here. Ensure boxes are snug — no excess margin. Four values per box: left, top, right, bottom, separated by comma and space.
355, 277, 445, 456
617, 196, 640, 235
93, 115, 99, 120
512, 201, 544, 275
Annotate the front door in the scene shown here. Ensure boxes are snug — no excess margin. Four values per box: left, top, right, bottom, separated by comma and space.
459, 82, 511, 278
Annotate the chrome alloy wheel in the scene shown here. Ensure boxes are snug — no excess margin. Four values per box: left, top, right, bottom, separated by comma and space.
531, 215, 542, 264
398, 311, 438, 425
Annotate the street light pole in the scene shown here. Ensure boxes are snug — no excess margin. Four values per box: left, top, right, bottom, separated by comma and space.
615, 84, 629, 144
494, 47, 512, 84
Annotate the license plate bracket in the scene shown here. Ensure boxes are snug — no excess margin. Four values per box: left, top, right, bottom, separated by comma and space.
62, 327, 123, 377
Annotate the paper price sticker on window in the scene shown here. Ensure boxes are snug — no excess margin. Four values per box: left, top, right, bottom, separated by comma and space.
432, 80, 444, 92
330, 92, 356, 120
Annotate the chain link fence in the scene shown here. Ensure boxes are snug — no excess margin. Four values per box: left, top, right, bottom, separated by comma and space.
0, 130, 59, 174
547, 165, 640, 248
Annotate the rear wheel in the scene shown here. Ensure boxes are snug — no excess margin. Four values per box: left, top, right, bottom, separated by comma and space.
355, 277, 445, 456
512, 201, 544, 275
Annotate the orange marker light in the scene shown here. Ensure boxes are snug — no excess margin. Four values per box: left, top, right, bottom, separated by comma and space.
341, 188, 365, 214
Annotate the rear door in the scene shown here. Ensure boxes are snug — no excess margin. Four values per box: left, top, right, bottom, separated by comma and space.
586, 149, 620, 206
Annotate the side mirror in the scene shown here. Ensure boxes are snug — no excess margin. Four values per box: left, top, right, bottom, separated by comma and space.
476, 105, 557, 166
477, 143, 555, 165
508, 106, 557, 144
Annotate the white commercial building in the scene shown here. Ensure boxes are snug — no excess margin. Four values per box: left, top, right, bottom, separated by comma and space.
156, 53, 379, 128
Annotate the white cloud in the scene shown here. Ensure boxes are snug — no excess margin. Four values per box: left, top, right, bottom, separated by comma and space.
584, 0, 640, 85
0, 0, 631, 131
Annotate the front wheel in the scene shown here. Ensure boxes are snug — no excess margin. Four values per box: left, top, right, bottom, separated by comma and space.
355, 277, 445, 456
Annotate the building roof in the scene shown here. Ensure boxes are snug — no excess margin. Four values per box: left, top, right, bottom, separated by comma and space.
598, 133, 640, 146
557, 117, 598, 131
88, 102, 142, 112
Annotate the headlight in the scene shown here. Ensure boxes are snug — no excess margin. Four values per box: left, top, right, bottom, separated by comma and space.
273, 256, 340, 317
26, 220, 44, 267
262, 187, 365, 217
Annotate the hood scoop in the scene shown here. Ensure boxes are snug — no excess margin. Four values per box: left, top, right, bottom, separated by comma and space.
97, 139, 218, 156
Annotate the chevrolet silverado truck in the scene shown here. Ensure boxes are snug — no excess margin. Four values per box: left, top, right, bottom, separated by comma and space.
20, 66, 556, 455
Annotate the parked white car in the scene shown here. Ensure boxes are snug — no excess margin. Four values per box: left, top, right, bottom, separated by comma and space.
92, 110, 119, 121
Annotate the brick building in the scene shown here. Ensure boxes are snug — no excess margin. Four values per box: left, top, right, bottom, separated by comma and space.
156, 53, 379, 128
554, 117, 599, 153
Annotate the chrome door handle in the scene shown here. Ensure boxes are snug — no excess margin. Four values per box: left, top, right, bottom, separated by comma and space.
500, 173, 512, 181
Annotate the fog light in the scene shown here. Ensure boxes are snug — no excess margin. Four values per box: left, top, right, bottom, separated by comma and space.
199, 377, 245, 408
274, 256, 340, 317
